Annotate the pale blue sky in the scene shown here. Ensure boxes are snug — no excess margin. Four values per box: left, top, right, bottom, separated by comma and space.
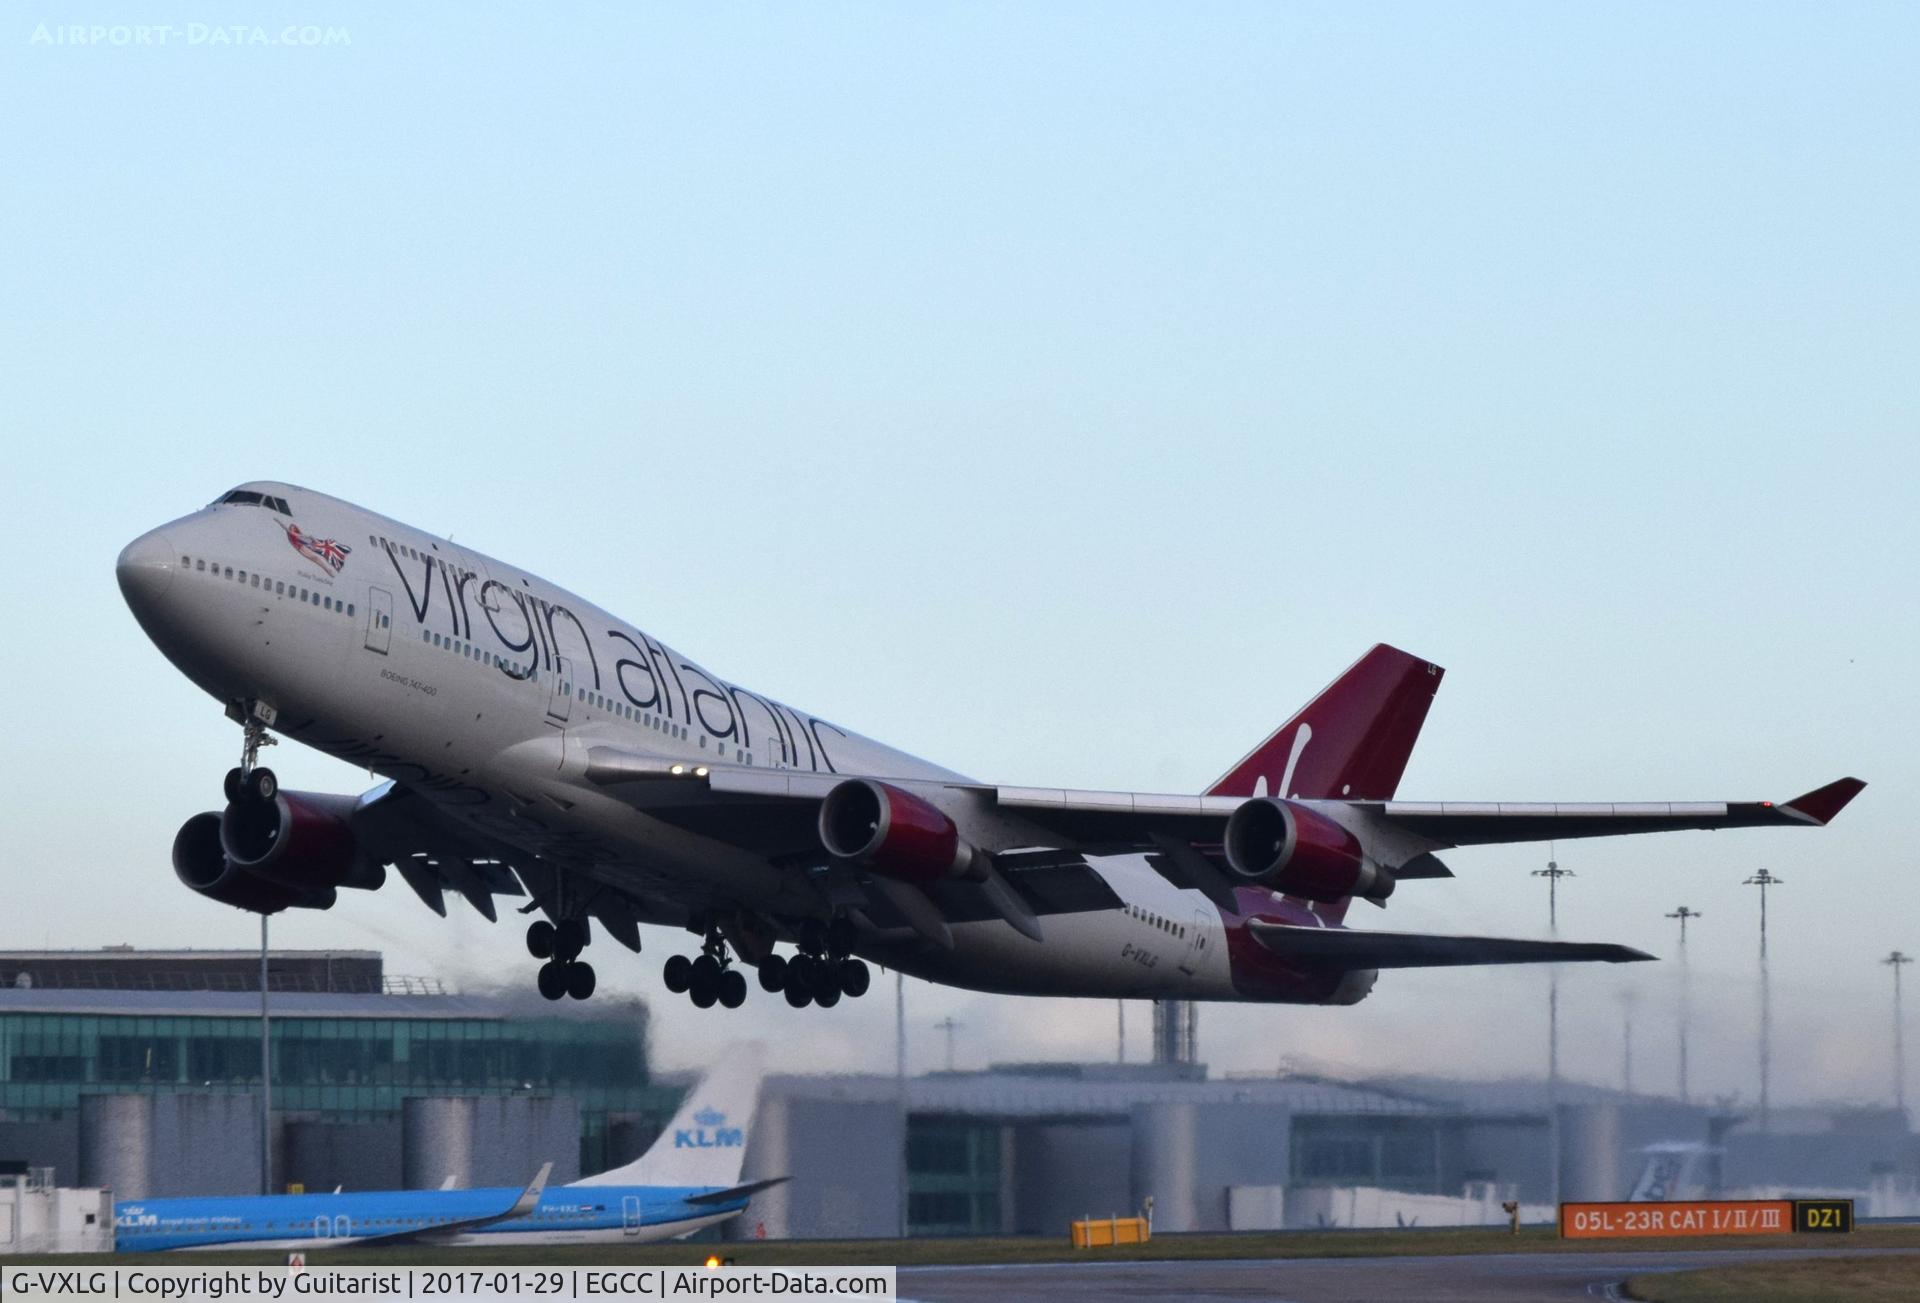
3, 4, 1916, 1101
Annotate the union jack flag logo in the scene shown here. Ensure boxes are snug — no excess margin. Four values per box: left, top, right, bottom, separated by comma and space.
285, 523, 352, 573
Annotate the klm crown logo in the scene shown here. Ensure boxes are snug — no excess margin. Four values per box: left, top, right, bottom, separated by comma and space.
676, 1106, 743, 1150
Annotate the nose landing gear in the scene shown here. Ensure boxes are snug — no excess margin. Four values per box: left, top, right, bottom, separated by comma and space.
224, 709, 279, 804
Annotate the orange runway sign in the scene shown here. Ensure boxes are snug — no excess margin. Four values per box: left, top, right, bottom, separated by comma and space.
1563, 1201, 1789, 1238
1560, 1199, 1853, 1238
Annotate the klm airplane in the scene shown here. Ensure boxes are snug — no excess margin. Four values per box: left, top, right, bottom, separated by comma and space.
114, 1046, 778, 1252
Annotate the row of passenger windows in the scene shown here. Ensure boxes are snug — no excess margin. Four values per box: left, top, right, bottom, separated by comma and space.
1127, 903, 1191, 941
415, 628, 778, 765
180, 554, 355, 618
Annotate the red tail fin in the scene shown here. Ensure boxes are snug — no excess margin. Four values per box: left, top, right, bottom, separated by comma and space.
1206, 644, 1444, 800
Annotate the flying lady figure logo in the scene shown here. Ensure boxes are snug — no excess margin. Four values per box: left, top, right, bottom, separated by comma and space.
285, 522, 352, 573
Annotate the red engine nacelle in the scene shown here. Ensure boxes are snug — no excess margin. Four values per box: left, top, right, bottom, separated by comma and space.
1222, 797, 1394, 903
219, 790, 385, 892
172, 811, 336, 914
818, 779, 978, 887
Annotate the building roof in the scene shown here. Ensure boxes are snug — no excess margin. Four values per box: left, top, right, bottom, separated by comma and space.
0, 987, 620, 1022
0, 949, 380, 962
765, 1068, 1447, 1119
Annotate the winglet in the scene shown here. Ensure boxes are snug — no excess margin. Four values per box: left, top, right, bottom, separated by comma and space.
1780, 777, 1867, 825
507, 1162, 553, 1218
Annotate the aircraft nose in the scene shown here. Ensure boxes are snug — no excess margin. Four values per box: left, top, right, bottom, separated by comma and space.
116, 528, 177, 613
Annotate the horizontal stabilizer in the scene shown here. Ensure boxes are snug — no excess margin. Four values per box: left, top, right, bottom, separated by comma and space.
684, 1176, 791, 1207
1247, 920, 1652, 970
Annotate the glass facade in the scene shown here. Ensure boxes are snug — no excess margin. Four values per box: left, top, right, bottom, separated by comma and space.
1290, 1115, 1444, 1193
0, 1004, 667, 1173
905, 1117, 1001, 1236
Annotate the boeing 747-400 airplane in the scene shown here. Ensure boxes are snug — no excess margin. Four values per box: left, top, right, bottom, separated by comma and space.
113, 1044, 773, 1251
116, 483, 1864, 1011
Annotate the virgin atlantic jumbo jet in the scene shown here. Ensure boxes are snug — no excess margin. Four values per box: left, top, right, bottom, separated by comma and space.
117, 483, 1864, 1012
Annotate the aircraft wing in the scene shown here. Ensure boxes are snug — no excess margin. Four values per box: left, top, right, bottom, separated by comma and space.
984, 777, 1868, 849
1246, 921, 1652, 969
333, 1162, 552, 1248
584, 746, 1864, 859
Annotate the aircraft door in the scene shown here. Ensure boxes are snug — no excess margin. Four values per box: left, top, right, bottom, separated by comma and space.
364, 587, 393, 654
621, 1195, 642, 1236
312, 1215, 330, 1239
1177, 908, 1209, 976
546, 656, 573, 722
333, 1215, 351, 1238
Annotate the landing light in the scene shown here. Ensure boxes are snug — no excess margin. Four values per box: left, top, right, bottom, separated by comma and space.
705, 1257, 721, 1270
694, 767, 709, 778
671, 764, 687, 776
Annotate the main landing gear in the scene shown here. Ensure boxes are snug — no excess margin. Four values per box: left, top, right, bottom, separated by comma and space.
756, 916, 871, 1011
224, 710, 279, 804
527, 917, 596, 1001
662, 924, 748, 1010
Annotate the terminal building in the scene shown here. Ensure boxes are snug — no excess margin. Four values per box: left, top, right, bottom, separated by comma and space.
4, 949, 1915, 1235
0, 949, 673, 1200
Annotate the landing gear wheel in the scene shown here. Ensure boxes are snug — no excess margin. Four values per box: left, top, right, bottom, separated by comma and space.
784, 981, 813, 1009
526, 920, 556, 960
838, 958, 871, 998
223, 768, 244, 803
243, 767, 278, 803
691, 954, 721, 987
757, 954, 788, 993
663, 955, 692, 993
566, 961, 596, 1000
689, 970, 718, 1009
814, 983, 841, 1009
826, 917, 854, 959
718, 970, 747, 1009
536, 961, 567, 1001
557, 919, 590, 953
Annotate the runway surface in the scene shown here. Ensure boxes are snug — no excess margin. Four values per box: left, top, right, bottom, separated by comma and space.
898, 1245, 1920, 1302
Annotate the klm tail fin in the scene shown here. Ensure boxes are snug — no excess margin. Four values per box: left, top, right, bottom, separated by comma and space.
569, 1043, 765, 1189
1207, 644, 1443, 800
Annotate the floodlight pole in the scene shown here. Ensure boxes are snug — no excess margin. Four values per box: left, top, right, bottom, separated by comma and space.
1666, 907, 1701, 1103
1620, 989, 1636, 1096
1117, 1001, 1125, 1064
1886, 952, 1912, 1119
259, 913, 272, 1196
934, 1016, 962, 1073
1744, 870, 1783, 1132
1533, 854, 1573, 1207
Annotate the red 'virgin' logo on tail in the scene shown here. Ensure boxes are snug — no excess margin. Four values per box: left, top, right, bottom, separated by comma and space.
285, 523, 352, 573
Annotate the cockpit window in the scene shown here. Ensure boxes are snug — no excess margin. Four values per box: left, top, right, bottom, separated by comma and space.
217, 490, 293, 513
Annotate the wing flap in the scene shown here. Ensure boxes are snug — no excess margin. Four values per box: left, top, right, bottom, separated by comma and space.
1247, 920, 1652, 969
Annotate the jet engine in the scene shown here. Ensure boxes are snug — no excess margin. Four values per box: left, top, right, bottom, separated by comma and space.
172, 811, 336, 914
819, 779, 981, 886
1222, 797, 1395, 903
219, 790, 385, 892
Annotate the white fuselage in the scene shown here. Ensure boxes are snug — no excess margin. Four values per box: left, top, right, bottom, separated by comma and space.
120, 483, 1263, 1002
